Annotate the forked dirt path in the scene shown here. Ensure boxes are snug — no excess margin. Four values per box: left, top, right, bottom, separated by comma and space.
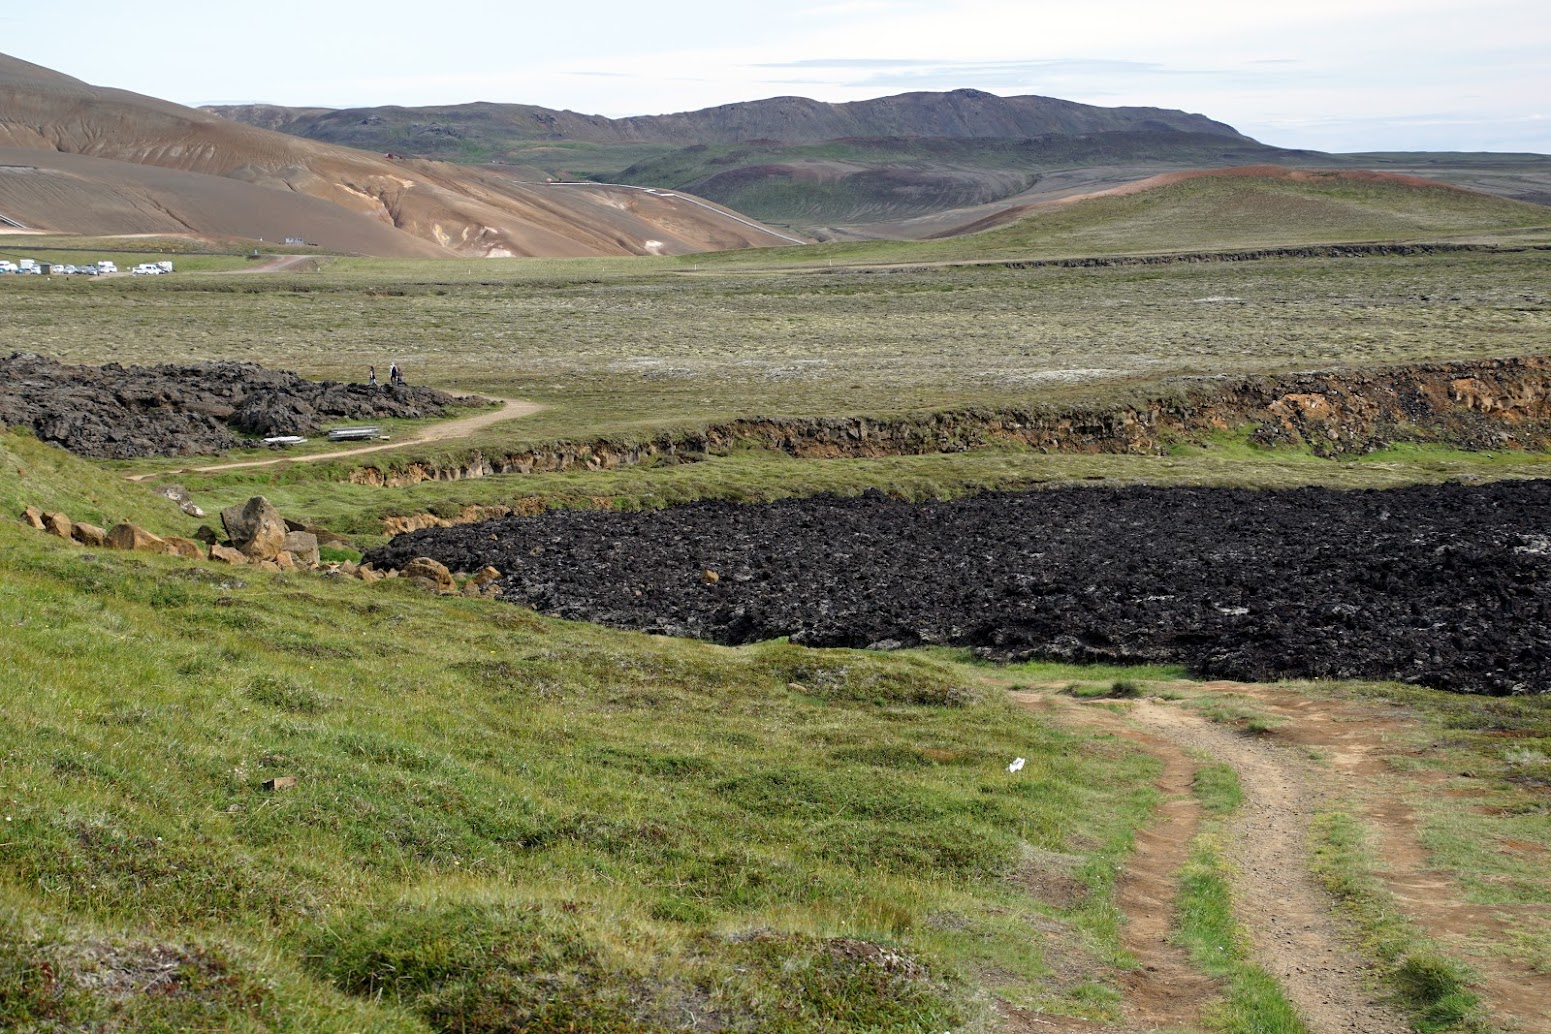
1225, 683, 1551, 1031
126, 397, 543, 482
1012, 688, 1410, 1034
1012, 681, 1551, 1033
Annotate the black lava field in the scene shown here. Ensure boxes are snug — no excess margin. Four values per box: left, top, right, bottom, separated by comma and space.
365, 481, 1551, 695
0, 353, 479, 458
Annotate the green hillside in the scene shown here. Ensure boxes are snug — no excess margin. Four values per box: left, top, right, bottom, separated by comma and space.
683, 171, 1551, 268
0, 434, 1169, 1032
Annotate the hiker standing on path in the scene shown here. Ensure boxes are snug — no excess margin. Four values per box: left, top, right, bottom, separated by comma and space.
368, 365, 378, 386
388, 362, 401, 386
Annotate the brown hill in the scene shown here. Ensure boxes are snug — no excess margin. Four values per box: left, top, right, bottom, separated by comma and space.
0, 52, 800, 257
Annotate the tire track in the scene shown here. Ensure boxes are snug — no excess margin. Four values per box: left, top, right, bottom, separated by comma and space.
1014, 689, 1410, 1033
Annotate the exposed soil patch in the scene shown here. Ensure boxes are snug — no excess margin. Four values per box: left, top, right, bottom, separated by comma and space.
367, 480, 1551, 694
0, 352, 487, 458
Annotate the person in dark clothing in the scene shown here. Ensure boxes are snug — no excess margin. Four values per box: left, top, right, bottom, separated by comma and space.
368, 365, 378, 386
388, 362, 401, 385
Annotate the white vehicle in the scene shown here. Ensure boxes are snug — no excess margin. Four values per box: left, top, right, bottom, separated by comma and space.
156, 261, 174, 273
17, 259, 36, 271
96, 261, 118, 274
132, 264, 163, 275
0, 261, 17, 274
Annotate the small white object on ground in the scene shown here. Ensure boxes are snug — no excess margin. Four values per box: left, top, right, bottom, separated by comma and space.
1008, 757, 1026, 774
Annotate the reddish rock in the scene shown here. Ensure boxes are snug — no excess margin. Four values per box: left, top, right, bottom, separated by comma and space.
403, 556, 455, 593
21, 506, 45, 530
106, 523, 166, 553
471, 565, 502, 587
209, 544, 249, 565
161, 536, 206, 560
42, 511, 73, 539
71, 522, 107, 547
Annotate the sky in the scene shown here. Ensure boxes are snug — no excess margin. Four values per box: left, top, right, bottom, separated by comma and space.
4, 0, 1548, 153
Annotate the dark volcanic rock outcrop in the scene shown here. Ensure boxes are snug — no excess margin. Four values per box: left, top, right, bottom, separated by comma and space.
365, 481, 1551, 695
0, 353, 483, 458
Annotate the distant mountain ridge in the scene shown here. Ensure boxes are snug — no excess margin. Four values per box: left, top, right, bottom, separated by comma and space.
204, 89, 1286, 232
207, 88, 1248, 148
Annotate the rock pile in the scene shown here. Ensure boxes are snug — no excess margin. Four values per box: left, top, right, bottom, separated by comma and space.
19, 496, 502, 597
0, 353, 489, 459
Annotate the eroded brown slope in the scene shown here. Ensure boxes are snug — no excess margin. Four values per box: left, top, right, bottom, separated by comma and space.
0, 52, 798, 256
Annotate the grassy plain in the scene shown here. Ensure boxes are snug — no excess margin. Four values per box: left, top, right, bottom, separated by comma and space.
4, 244, 1550, 459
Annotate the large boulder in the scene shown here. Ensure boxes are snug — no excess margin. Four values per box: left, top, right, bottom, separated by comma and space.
403, 556, 456, 594
221, 496, 288, 560
106, 523, 166, 553
20, 506, 45, 530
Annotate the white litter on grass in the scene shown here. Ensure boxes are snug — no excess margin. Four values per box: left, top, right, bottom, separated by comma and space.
1008, 757, 1026, 774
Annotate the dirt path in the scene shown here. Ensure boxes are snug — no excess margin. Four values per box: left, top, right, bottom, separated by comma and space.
127, 397, 543, 481
1229, 684, 1551, 1031
1122, 697, 1409, 1033
205, 254, 322, 274
1013, 682, 1551, 1033
1012, 689, 1410, 1033
1007, 695, 1218, 1033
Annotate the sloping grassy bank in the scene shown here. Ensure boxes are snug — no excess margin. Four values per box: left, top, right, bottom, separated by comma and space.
0, 488, 1164, 1030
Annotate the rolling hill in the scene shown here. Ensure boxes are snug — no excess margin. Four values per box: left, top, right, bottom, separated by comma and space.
681, 166, 1551, 268
0, 52, 800, 257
